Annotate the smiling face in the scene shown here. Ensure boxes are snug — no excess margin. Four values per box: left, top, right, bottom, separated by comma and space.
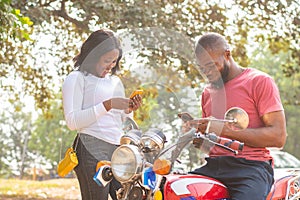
194, 33, 231, 88
94, 49, 120, 78
74, 29, 122, 76
196, 50, 230, 88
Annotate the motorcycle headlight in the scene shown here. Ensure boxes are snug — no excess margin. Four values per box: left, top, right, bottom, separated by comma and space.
140, 128, 166, 153
111, 145, 143, 182
120, 129, 142, 146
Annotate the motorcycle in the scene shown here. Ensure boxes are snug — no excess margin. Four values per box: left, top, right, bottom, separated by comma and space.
94, 107, 300, 200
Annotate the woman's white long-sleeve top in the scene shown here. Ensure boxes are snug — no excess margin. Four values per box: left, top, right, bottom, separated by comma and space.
62, 71, 132, 145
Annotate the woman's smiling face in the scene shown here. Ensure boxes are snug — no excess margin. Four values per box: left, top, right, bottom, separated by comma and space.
95, 49, 120, 78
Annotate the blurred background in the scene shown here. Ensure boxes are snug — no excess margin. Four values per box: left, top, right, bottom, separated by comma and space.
0, 0, 299, 188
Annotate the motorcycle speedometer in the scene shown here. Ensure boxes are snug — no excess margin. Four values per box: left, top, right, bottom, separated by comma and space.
111, 145, 143, 182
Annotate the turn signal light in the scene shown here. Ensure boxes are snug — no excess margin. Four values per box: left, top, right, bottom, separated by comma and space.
153, 190, 163, 200
153, 159, 171, 175
96, 160, 111, 172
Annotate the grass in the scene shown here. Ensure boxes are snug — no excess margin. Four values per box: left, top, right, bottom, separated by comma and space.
0, 178, 80, 200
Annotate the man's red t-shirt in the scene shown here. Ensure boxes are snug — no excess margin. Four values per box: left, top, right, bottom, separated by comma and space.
201, 68, 283, 161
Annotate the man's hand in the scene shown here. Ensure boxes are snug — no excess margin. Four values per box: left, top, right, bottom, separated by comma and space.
188, 119, 209, 133
181, 117, 224, 135
181, 119, 208, 133
181, 120, 207, 133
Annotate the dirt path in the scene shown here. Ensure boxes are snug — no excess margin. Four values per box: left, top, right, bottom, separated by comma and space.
0, 178, 80, 200
0, 178, 115, 200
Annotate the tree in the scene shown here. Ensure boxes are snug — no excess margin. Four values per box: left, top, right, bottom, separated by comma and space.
0, 101, 33, 178
250, 42, 300, 157
1, 0, 300, 172
28, 96, 76, 169
0, 0, 37, 109
1, 0, 298, 114
0, 112, 12, 177
0, 0, 33, 41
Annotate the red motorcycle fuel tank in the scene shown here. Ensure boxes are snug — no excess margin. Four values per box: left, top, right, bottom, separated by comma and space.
160, 174, 230, 200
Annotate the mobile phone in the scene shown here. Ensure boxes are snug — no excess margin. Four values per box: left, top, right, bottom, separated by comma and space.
178, 112, 194, 122
130, 89, 143, 99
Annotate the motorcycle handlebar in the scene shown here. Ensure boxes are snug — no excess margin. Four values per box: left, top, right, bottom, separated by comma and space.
207, 133, 244, 151
193, 132, 244, 154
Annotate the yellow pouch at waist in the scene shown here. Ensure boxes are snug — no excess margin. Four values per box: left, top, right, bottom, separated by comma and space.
57, 147, 78, 177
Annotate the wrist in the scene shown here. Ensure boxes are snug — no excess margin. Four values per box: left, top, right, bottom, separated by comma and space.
103, 99, 112, 111
124, 108, 132, 114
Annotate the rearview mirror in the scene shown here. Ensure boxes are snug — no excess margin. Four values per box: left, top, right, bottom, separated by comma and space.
224, 107, 249, 131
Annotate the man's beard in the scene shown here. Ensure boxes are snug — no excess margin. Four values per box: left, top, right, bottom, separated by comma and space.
211, 60, 230, 89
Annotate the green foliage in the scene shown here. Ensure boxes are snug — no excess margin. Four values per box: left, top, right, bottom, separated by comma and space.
1, 0, 298, 114
249, 41, 300, 157
0, 112, 11, 177
0, 101, 33, 178
0, 0, 44, 117
28, 97, 76, 168
0, 94, 75, 176
0, 0, 34, 39
284, 105, 300, 159
1, 0, 300, 173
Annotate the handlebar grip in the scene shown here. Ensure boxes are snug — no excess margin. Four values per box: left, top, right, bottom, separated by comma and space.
219, 138, 244, 151
207, 134, 244, 151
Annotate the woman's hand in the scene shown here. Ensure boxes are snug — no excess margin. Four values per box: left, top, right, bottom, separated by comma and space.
103, 98, 130, 111
125, 95, 142, 113
103, 95, 142, 113
130, 95, 142, 110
